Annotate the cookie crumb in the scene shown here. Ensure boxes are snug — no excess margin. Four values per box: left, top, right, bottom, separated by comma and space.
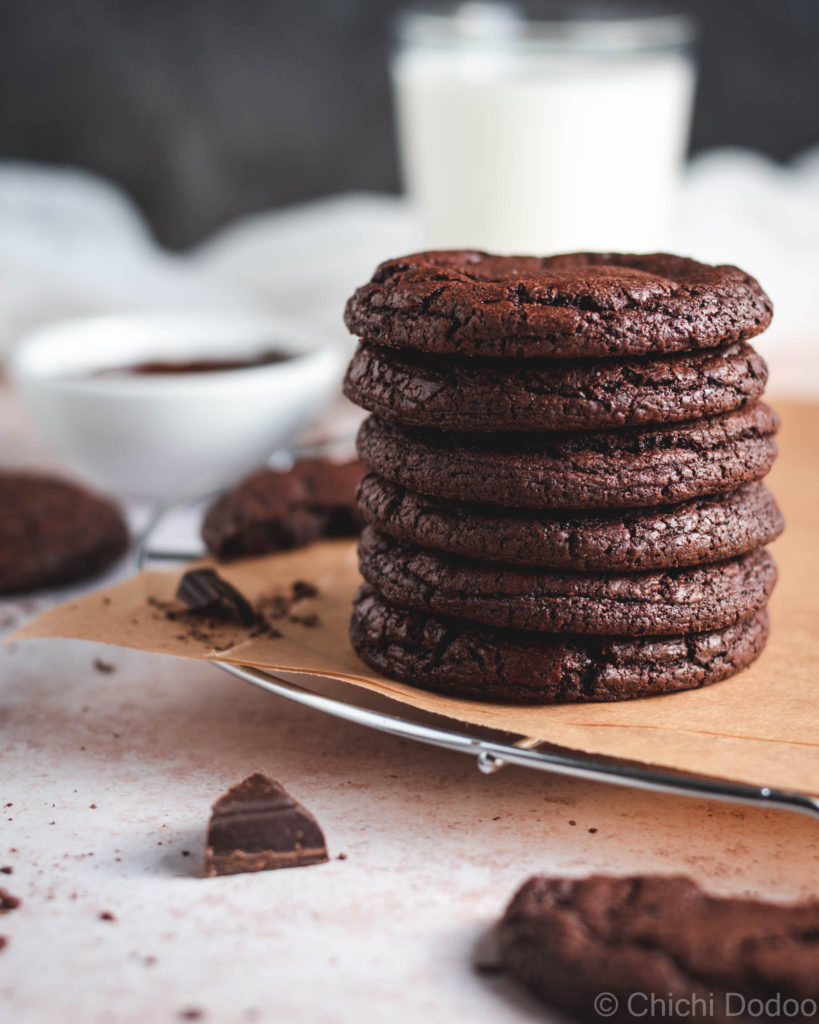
291, 580, 319, 601
181, 850, 191, 857
588, 827, 598, 834
568, 820, 576, 827
99, 911, 116, 922
90, 804, 97, 810
336, 853, 347, 861
0, 936, 7, 952
289, 613, 321, 628
0, 867, 12, 875
0, 889, 21, 912
93, 658, 115, 674
178, 1009, 204, 1020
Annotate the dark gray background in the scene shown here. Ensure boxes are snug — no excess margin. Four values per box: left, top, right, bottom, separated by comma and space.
2, 0, 817, 248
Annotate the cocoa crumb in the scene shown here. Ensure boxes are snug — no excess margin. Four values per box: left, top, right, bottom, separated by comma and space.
99, 911, 116, 922
588, 827, 598, 834
257, 593, 290, 620
291, 580, 319, 601
249, 622, 282, 640
0, 889, 20, 912
0, 867, 11, 875
93, 658, 115, 674
336, 853, 347, 861
178, 1009, 204, 1020
289, 613, 320, 628
0, 936, 7, 951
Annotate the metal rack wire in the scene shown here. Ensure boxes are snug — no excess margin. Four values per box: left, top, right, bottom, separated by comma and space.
137, 492, 819, 823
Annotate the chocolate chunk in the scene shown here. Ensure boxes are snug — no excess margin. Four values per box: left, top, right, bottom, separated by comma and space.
0, 889, 20, 912
204, 773, 328, 877
176, 569, 256, 627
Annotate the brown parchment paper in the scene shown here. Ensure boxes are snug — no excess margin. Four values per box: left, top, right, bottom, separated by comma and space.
10, 402, 819, 796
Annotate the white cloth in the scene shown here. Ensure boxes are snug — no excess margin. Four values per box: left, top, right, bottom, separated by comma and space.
0, 151, 816, 394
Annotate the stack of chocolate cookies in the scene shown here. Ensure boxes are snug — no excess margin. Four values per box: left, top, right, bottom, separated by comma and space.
342, 252, 783, 703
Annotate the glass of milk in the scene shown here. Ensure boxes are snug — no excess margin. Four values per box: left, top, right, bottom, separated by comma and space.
392, 3, 696, 253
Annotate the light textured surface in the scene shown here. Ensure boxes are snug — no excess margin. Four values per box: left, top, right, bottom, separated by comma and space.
3, 634, 819, 1024
2, 390, 819, 1024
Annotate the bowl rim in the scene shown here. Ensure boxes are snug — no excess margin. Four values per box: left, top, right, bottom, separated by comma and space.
10, 310, 343, 396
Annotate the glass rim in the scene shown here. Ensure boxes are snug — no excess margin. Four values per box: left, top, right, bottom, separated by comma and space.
395, 3, 696, 53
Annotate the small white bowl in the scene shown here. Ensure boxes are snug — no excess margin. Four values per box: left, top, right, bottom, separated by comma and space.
11, 311, 347, 501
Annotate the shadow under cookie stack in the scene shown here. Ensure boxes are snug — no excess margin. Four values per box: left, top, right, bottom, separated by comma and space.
342, 252, 783, 704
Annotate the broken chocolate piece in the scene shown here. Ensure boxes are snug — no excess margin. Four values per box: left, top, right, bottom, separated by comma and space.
176, 569, 256, 627
204, 773, 328, 877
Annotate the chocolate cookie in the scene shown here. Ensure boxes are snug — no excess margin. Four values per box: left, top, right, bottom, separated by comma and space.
350, 586, 768, 702
345, 252, 773, 359
358, 527, 776, 636
358, 475, 784, 572
499, 875, 819, 1023
202, 458, 364, 559
0, 472, 128, 594
356, 404, 779, 511
344, 341, 768, 432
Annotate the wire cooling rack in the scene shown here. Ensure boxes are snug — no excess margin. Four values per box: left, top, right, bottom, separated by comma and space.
136, 488, 819, 823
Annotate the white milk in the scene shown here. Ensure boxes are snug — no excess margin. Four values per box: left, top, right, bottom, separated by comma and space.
392, 7, 696, 254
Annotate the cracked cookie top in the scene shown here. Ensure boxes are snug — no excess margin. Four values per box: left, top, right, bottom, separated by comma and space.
344, 251, 773, 358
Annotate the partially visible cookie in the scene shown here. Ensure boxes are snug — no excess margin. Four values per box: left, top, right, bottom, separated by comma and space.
350, 585, 768, 702
344, 341, 768, 432
202, 458, 364, 559
357, 476, 784, 571
357, 404, 779, 510
499, 875, 819, 1023
0, 472, 128, 594
358, 527, 776, 636
345, 251, 773, 358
